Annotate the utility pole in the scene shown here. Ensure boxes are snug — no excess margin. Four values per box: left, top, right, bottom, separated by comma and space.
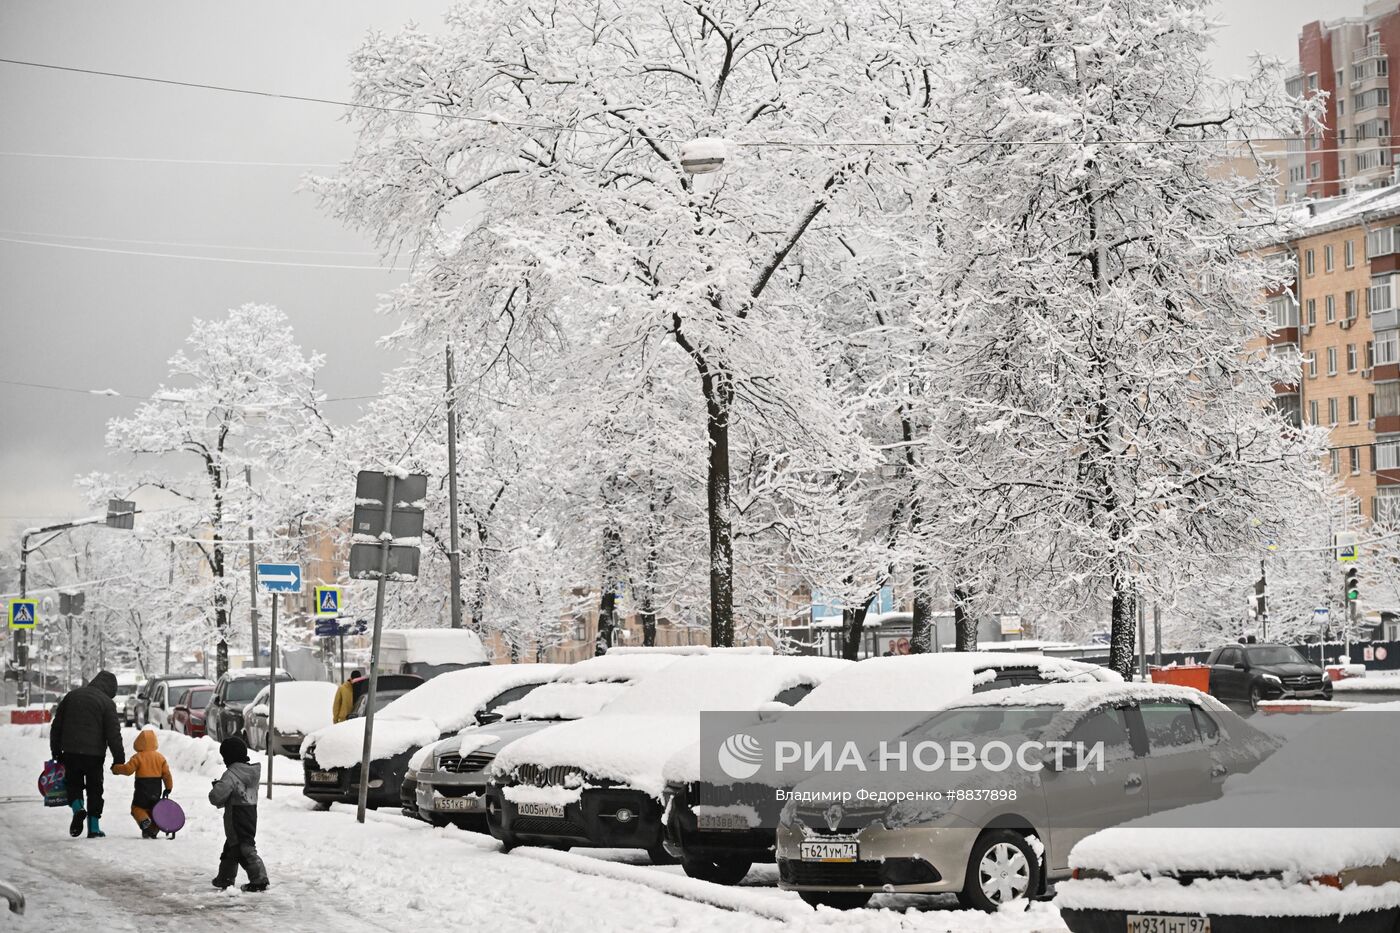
445, 345, 464, 630
246, 465, 260, 660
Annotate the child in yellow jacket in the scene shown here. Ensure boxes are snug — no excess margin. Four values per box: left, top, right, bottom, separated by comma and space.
111, 729, 173, 839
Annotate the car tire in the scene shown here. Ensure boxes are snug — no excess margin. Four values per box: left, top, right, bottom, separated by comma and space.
312, 800, 333, 812
958, 830, 1040, 912
681, 855, 752, 885
1248, 684, 1264, 711
646, 845, 679, 866
798, 891, 871, 910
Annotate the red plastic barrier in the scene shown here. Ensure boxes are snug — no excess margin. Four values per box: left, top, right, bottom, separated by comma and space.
9, 709, 52, 725
1148, 665, 1210, 692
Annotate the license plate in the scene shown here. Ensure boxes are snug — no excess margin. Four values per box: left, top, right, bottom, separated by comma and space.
1127, 915, 1210, 933
800, 840, 858, 862
310, 770, 338, 784
435, 794, 483, 812
518, 802, 565, 818
697, 813, 749, 831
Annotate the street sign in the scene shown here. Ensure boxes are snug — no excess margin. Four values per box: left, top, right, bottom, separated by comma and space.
1335, 532, 1359, 562
256, 563, 303, 594
349, 542, 421, 581
352, 471, 428, 540
999, 614, 1022, 635
314, 619, 341, 638
105, 498, 136, 529
313, 586, 341, 616
59, 591, 85, 615
8, 600, 37, 630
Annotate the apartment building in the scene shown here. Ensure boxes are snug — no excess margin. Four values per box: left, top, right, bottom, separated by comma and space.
1285, 2, 1400, 200
1271, 185, 1400, 524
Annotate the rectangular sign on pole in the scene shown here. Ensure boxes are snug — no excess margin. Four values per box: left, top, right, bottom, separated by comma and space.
8, 600, 37, 630
314, 619, 341, 638
256, 563, 303, 594
313, 586, 341, 617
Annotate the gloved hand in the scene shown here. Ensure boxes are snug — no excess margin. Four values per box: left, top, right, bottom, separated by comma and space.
161, 788, 171, 799
110, 765, 119, 775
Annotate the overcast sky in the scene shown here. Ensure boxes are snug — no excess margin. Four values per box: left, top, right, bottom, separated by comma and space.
0, 0, 1367, 536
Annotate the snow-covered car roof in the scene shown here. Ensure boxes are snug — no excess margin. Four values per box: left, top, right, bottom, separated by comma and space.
246, 681, 338, 734
494, 655, 850, 798
222, 667, 292, 680
494, 653, 682, 722
661, 652, 1118, 784
1067, 702, 1400, 878
605, 645, 773, 656
377, 628, 488, 665
949, 680, 1225, 712
306, 663, 563, 767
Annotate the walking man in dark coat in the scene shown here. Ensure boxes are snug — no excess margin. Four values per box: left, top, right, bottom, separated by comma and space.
49, 670, 126, 838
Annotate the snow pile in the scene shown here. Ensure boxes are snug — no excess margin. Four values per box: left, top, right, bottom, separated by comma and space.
378, 628, 488, 665
225, 666, 291, 680
1333, 669, 1400, 693
494, 655, 848, 799
605, 645, 773, 655
1058, 875, 1400, 916
306, 663, 563, 767
246, 681, 338, 734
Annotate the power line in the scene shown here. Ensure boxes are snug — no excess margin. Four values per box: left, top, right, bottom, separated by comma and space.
0, 229, 378, 256
0, 235, 406, 270
0, 57, 1347, 153
0, 150, 338, 168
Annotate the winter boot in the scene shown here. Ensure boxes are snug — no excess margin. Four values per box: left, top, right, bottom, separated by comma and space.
86, 816, 105, 838
211, 878, 233, 891
139, 819, 158, 839
240, 881, 269, 893
68, 800, 86, 838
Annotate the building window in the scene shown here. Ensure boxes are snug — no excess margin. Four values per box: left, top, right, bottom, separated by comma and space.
1326, 295, 1336, 323
1371, 393, 1377, 419
1329, 397, 1339, 424
1306, 249, 1316, 275
1307, 298, 1317, 326
1368, 341, 1376, 369
1368, 227, 1399, 258
1354, 88, 1391, 112
1308, 351, 1318, 377
1346, 290, 1358, 320
1352, 446, 1362, 474
1310, 399, 1320, 424
1331, 449, 1342, 474
1325, 244, 1335, 272
1378, 331, 1400, 366
1378, 381, 1400, 417
1267, 296, 1297, 329
1377, 440, 1400, 471
1370, 275, 1395, 314
1377, 487, 1400, 524
1328, 346, 1338, 374
1346, 240, 1356, 268
1350, 395, 1360, 423
1348, 344, 1359, 371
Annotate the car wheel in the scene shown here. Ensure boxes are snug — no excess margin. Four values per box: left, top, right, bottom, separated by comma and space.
312, 800, 333, 812
959, 830, 1039, 912
647, 845, 679, 866
681, 855, 752, 885
1248, 684, 1263, 711
798, 891, 871, 910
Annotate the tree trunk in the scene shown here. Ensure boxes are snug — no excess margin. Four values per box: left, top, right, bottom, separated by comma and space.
469, 520, 489, 629
909, 563, 935, 653
595, 590, 618, 656
702, 370, 736, 647
1107, 564, 1137, 678
953, 586, 977, 651
640, 490, 660, 648
840, 604, 869, 661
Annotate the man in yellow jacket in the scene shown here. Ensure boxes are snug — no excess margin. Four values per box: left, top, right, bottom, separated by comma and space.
331, 670, 362, 723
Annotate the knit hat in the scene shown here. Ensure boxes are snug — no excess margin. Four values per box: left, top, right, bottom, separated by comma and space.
219, 737, 250, 765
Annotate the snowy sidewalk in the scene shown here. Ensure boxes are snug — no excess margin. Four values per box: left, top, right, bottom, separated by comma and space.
0, 726, 1066, 933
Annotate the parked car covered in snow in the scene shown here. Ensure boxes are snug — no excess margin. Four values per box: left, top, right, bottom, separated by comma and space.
243, 680, 339, 758
662, 653, 1120, 885
146, 678, 214, 730
301, 663, 563, 810
128, 672, 206, 727
487, 653, 849, 863
1058, 702, 1400, 933
413, 651, 684, 829
775, 682, 1279, 911
204, 668, 295, 742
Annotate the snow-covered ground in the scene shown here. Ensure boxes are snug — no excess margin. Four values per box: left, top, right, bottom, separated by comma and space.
0, 725, 1066, 933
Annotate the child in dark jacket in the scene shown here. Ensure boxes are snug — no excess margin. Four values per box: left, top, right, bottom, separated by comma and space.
110, 729, 173, 838
209, 737, 269, 892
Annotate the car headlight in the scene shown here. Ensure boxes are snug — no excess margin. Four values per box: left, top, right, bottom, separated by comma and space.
420, 755, 436, 773
779, 797, 797, 828
1260, 673, 1282, 684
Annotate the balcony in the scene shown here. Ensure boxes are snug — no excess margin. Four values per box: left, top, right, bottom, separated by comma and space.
1353, 43, 1386, 64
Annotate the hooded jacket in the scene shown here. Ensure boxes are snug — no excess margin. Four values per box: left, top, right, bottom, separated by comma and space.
112, 729, 173, 788
50, 671, 125, 762
209, 760, 261, 810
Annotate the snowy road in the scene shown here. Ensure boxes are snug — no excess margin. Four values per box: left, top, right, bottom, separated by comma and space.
0, 726, 1067, 933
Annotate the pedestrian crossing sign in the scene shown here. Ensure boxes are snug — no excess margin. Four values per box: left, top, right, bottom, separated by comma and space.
8, 599, 37, 629
313, 586, 341, 617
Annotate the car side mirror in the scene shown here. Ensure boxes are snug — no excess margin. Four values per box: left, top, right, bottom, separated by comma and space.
1234, 662, 1248, 671
475, 709, 502, 726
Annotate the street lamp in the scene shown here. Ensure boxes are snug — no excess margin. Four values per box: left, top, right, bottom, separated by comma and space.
680, 137, 729, 174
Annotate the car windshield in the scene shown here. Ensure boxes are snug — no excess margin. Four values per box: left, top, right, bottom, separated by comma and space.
183, 688, 213, 708
352, 688, 413, 717
1245, 646, 1308, 666
226, 679, 269, 703
901, 705, 1063, 743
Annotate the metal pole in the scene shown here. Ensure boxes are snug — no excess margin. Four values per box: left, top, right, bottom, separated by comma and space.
266, 595, 278, 800
1137, 597, 1147, 681
357, 473, 396, 824
339, 633, 345, 682
1153, 604, 1162, 668
164, 635, 171, 675
445, 346, 464, 630
246, 466, 260, 663
18, 531, 30, 708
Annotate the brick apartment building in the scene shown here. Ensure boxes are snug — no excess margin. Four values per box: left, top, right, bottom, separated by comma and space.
1270, 186, 1400, 524
1286, 2, 1400, 200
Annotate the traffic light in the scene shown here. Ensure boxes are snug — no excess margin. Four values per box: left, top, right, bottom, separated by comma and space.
1254, 576, 1267, 618
1344, 566, 1360, 603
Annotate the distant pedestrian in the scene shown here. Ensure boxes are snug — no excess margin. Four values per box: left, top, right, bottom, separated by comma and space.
49, 670, 126, 838
332, 669, 362, 723
209, 737, 269, 892
110, 729, 173, 838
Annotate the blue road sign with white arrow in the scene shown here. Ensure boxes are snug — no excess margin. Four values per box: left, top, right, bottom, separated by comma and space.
256, 563, 302, 594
